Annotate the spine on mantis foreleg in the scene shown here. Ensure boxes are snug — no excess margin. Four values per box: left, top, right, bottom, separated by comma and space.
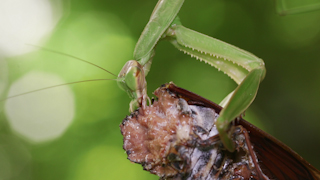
170, 39, 249, 84
166, 22, 265, 84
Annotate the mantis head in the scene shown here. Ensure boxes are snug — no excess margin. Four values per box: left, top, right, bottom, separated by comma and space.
117, 60, 148, 112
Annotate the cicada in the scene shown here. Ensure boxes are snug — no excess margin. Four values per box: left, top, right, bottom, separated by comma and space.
120, 82, 320, 180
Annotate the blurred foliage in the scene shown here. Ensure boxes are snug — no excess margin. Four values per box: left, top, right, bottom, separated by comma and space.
1, 0, 320, 179
275, 0, 320, 15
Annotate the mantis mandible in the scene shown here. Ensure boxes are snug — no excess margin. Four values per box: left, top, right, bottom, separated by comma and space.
117, 0, 266, 152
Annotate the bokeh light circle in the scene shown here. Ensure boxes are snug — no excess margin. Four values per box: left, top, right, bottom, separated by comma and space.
0, 0, 62, 56
0, 58, 8, 101
5, 71, 75, 143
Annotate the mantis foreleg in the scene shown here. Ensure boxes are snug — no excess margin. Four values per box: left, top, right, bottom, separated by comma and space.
166, 20, 266, 151
117, 0, 185, 112
133, 0, 184, 65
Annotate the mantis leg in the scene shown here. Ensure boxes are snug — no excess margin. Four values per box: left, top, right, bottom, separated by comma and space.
166, 20, 266, 151
216, 69, 264, 151
134, 0, 184, 65
118, 0, 184, 112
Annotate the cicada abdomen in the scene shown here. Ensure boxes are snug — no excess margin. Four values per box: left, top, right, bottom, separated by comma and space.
120, 82, 320, 180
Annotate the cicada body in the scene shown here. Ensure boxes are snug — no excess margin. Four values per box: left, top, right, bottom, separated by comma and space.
120, 82, 320, 180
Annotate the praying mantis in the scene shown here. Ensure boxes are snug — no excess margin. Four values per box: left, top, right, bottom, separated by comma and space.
118, 0, 320, 178
1, 0, 320, 179
118, 0, 265, 152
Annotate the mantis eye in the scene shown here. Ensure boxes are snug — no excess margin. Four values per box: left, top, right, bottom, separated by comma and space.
117, 60, 146, 99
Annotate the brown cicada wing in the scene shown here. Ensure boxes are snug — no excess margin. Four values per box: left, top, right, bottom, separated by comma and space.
238, 119, 320, 180
167, 83, 320, 180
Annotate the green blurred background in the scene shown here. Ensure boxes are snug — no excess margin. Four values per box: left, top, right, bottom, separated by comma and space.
0, 0, 320, 179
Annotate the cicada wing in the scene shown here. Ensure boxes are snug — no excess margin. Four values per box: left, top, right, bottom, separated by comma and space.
238, 119, 320, 180
167, 83, 320, 180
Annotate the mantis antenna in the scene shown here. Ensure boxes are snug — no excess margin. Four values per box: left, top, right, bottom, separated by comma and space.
1, 79, 117, 102
1, 45, 119, 101
26, 44, 118, 77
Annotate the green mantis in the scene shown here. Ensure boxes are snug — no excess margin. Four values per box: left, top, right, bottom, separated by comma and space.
118, 0, 265, 152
